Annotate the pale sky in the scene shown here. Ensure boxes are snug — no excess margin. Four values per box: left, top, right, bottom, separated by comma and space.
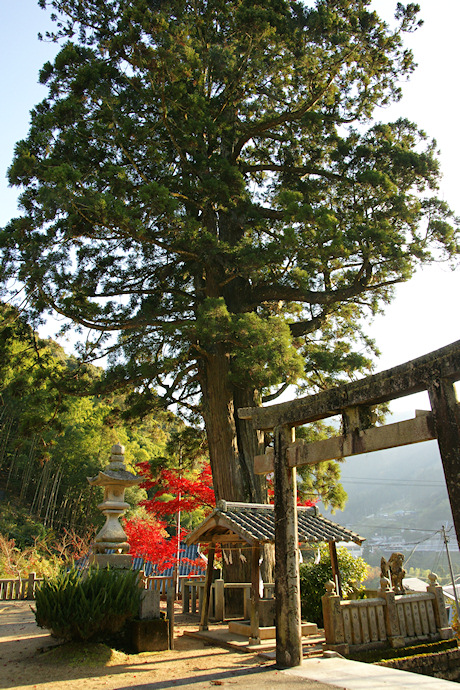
0, 0, 458, 414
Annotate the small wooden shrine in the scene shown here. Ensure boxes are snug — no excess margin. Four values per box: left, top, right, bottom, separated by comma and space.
186, 500, 364, 644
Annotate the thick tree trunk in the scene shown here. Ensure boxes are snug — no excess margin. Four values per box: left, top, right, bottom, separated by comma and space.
200, 346, 269, 499
200, 347, 245, 502
200, 351, 275, 602
233, 386, 275, 583
233, 386, 267, 503
200, 350, 271, 504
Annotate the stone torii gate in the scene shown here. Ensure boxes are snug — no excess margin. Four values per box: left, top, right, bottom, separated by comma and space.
238, 340, 460, 668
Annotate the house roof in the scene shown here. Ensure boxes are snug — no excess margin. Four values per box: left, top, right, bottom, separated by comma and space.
443, 584, 460, 601
403, 577, 429, 593
186, 500, 364, 547
132, 543, 206, 576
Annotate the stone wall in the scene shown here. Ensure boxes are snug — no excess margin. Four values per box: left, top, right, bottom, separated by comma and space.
378, 648, 460, 682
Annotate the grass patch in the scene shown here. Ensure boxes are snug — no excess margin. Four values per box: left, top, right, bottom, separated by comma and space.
39, 641, 132, 666
347, 638, 458, 664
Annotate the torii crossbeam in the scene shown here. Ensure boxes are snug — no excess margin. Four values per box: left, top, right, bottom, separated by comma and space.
238, 340, 460, 668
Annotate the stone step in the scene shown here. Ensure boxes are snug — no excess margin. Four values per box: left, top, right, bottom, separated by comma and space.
228, 620, 319, 640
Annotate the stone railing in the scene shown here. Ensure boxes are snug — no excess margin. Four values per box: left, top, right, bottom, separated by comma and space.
0, 573, 42, 601
322, 573, 453, 654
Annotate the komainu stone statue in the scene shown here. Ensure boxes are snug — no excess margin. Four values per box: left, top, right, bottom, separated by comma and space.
381, 552, 406, 594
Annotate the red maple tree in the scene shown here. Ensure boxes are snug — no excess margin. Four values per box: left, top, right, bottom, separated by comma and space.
137, 462, 215, 516
124, 463, 215, 572
124, 516, 178, 572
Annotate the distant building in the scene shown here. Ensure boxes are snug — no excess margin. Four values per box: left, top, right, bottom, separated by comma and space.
442, 583, 460, 623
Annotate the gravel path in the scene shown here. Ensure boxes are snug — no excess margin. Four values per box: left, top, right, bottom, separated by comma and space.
0, 601, 334, 690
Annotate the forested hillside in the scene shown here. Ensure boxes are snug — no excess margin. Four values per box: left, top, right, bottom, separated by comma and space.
321, 436, 460, 576
0, 302, 196, 541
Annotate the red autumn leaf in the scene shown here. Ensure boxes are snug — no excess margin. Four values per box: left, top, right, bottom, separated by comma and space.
140, 465, 215, 516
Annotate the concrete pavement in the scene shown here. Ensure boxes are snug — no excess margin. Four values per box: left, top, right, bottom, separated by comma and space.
284, 655, 460, 689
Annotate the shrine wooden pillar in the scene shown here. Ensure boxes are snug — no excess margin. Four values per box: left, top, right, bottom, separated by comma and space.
428, 379, 460, 547
328, 541, 343, 598
249, 540, 261, 645
274, 425, 302, 667
199, 545, 215, 631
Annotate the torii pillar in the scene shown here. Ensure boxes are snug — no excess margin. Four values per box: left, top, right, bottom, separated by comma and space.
428, 378, 460, 547
274, 426, 302, 667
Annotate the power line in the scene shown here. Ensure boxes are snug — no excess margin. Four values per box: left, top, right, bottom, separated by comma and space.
404, 531, 443, 566
341, 477, 444, 486
346, 524, 441, 533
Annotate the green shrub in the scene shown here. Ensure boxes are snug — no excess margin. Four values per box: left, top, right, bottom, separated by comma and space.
0, 533, 62, 579
299, 544, 368, 626
34, 566, 141, 642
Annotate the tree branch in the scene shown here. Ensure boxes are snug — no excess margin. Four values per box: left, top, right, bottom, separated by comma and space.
37, 287, 193, 332
240, 163, 343, 182
247, 273, 405, 310
262, 382, 290, 404
233, 67, 345, 158
288, 310, 330, 337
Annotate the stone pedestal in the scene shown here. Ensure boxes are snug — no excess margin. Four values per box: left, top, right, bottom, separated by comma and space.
427, 572, 454, 640
140, 589, 161, 619
90, 553, 133, 569
130, 619, 169, 652
322, 580, 348, 654
259, 598, 276, 627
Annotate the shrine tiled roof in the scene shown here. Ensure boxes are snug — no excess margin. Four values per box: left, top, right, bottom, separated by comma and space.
186, 500, 364, 546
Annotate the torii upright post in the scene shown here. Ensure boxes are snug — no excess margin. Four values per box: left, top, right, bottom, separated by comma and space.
274, 425, 302, 667
428, 378, 460, 547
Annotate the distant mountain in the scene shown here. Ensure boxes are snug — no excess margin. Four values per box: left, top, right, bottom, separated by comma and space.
319, 438, 455, 540
317, 435, 460, 578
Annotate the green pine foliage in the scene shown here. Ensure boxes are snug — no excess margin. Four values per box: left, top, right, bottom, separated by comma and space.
34, 566, 141, 642
1, 0, 459, 507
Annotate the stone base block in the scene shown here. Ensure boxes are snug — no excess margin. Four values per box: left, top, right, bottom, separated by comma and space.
438, 627, 455, 640
90, 554, 133, 569
323, 642, 349, 656
131, 619, 169, 652
140, 590, 160, 619
259, 599, 276, 627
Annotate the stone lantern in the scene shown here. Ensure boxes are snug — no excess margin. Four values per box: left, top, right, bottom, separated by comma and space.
87, 442, 142, 568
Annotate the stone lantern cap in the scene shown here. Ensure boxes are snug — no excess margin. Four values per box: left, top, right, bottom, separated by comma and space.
87, 443, 143, 488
